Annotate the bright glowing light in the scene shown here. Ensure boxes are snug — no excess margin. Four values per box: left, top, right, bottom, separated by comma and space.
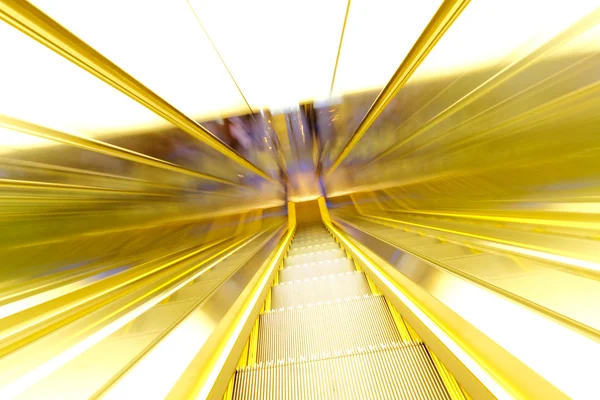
332, 0, 443, 94
2, 0, 598, 149
30, 0, 251, 121
0, 127, 50, 153
189, 0, 348, 110
413, 0, 600, 79
0, 21, 168, 137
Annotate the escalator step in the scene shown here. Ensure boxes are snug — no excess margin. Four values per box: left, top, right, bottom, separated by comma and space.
295, 226, 326, 233
271, 271, 371, 309
294, 227, 329, 235
279, 258, 354, 282
291, 234, 334, 245
287, 242, 340, 256
257, 295, 401, 362
234, 342, 451, 400
289, 239, 337, 250
296, 227, 328, 232
284, 248, 346, 267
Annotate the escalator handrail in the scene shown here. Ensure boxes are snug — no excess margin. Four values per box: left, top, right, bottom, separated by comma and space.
325, 0, 470, 177
0, 226, 281, 399
325, 216, 571, 399
0, 114, 243, 187
333, 215, 600, 340
0, 1, 276, 185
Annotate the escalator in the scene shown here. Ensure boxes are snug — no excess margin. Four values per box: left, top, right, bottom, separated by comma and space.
230, 223, 463, 400
2, 0, 600, 398
2, 202, 596, 399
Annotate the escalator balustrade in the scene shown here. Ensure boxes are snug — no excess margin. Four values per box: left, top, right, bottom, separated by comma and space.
232, 224, 461, 400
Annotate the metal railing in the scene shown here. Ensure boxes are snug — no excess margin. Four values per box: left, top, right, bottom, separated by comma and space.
0, 0, 276, 185
325, 0, 470, 177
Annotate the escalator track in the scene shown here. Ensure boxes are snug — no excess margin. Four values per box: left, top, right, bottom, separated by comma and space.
231, 223, 465, 400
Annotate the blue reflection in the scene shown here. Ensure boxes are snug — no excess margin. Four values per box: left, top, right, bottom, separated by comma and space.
95, 264, 130, 279
36, 261, 92, 278
391, 250, 402, 264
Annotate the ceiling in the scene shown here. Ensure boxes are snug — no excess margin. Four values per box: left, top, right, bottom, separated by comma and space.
1, 0, 599, 152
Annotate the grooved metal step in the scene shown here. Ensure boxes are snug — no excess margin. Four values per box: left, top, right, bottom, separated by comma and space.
294, 228, 330, 236
257, 295, 401, 362
271, 271, 371, 309
279, 258, 355, 282
284, 248, 346, 267
291, 234, 333, 245
291, 232, 334, 242
290, 239, 336, 250
288, 242, 340, 256
295, 226, 326, 233
295, 229, 328, 236
234, 342, 451, 400
289, 240, 338, 252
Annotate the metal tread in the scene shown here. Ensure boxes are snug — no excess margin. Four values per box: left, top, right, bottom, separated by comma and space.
280, 256, 351, 270
279, 257, 354, 282
267, 293, 375, 312
257, 295, 402, 362
287, 242, 340, 256
289, 241, 338, 251
274, 270, 364, 286
234, 342, 451, 400
289, 237, 335, 246
284, 248, 347, 267
292, 232, 333, 240
290, 236, 337, 245
294, 230, 329, 236
271, 271, 372, 309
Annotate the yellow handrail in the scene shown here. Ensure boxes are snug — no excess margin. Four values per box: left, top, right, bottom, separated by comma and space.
177, 224, 295, 399
0, 114, 242, 186
0, 0, 276, 184
326, 0, 470, 176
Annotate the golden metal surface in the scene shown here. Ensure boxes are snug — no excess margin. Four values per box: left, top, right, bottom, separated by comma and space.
363, 211, 600, 278
328, 187, 600, 340
0, 0, 275, 183
326, 0, 470, 176
0, 232, 249, 396
329, 0, 352, 94
0, 209, 286, 398
0, 235, 234, 360
347, 212, 600, 334
0, 114, 241, 186
327, 217, 569, 399
368, 5, 600, 166
1, 0, 600, 397
0, 178, 175, 197
322, 14, 600, 398
317, 196, 331, 225
325, 6, 600, 225
287, 201, 296, 231
0, 157, 237, 196
247, 221, 463, 399
93, 228, 283, 400
166, 224, 293, 400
